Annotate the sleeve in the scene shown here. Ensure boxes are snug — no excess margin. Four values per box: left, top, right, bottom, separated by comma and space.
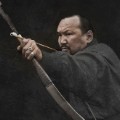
40, 51, 107, 98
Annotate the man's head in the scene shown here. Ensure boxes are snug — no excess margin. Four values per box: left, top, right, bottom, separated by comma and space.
57, 15, 94, 54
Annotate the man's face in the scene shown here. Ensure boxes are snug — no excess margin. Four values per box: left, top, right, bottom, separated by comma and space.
57, 15, 92, 54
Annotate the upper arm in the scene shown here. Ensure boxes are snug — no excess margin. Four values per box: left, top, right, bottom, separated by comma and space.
40, 51, 107, 97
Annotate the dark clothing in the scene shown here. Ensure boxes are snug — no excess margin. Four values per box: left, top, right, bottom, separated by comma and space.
40, 43, 120, 120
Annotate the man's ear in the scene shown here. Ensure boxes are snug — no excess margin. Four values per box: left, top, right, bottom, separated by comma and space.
86, 30, 93, 43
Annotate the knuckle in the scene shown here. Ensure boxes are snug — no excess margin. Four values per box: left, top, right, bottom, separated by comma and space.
23, 47, 27, 51
23, 38, 29, 43
31, 40, 36, 44
31, 40, 35, 43
25, 52, 29, 56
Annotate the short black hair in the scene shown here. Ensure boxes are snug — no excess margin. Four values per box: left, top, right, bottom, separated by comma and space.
56, 9, 95, 35
78, 15, 95, 34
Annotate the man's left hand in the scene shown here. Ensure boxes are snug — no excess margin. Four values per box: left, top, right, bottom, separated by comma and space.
17, 38, 42, 61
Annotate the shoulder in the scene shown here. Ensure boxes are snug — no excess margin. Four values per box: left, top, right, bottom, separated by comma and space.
81, 43, 113, 54
76, 43, 116, 56
75, 43, 120, 66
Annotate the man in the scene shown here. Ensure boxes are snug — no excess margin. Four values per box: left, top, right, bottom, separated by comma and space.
17, 15, 120, 120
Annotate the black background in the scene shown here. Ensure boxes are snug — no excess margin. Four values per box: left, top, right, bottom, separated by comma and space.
0, 0, 120, 120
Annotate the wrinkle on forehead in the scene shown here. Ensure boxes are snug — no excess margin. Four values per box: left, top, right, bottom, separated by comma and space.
57, 16, 80, 32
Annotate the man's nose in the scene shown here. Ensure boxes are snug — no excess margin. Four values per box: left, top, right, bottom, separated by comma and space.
60, 35, 67, 44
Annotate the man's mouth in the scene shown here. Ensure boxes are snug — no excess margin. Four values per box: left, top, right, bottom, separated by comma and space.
61, 47, 69, 52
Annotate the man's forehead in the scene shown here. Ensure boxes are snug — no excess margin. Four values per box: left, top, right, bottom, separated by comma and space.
57, 16, 80, 32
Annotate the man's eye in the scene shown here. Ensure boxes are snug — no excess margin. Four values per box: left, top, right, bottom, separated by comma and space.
65, 33, 73, 36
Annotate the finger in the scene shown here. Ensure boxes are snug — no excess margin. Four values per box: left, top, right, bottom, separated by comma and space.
35, 48, 43, 61
19, 38, 28, 48
27, 50, 36, 60
25, 47, 35, 58
25, 49, 31, 58
26, 47, 42, 61
23, 40, 36, 56
22, 40, 32, 55
32, 41, 42, 56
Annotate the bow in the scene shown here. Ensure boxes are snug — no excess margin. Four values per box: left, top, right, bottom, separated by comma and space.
0, 2, 85, 120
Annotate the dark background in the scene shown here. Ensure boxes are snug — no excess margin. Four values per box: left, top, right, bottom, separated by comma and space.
0, 0, 120, 120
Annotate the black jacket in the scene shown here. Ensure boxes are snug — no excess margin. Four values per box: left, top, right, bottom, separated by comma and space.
40, 43, 120, 120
